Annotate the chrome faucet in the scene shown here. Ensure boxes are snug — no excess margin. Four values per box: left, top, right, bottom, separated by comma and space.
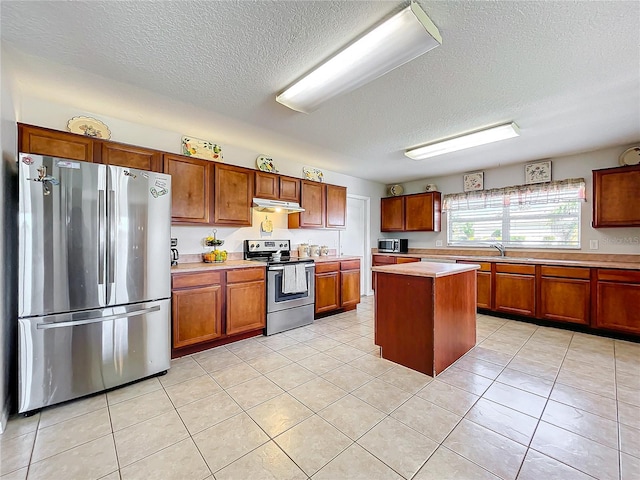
492, 243, 506, 257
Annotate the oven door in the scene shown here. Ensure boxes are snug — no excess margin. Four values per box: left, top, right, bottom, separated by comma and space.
267, 264, 315, 313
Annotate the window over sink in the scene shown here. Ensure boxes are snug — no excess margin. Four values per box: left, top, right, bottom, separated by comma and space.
444, 178, 586, 249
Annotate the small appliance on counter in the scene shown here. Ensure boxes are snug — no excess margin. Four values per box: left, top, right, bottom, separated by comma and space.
378, 238, 409, 253
171, 238, 179, 266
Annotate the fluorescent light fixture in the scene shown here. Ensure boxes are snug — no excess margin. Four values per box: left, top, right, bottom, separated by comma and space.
405, 123, 521, 160
276, 2, 441, 113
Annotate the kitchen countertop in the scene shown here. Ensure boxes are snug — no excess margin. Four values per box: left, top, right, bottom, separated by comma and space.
374, 252, 640, 270
372, 262, 480, 278
307, 255, 361, 263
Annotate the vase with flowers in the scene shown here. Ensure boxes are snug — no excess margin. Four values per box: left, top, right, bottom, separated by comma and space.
202, 229, 226, 263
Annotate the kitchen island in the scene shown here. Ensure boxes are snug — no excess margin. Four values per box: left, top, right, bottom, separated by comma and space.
372, 262, 479, 376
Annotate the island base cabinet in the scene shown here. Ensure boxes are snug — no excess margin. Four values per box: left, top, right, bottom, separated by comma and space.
375, 270, 476, 376
172, 285, 223, 348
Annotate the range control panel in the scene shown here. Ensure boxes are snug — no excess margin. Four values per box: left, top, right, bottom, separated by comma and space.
245, 239, 291, 253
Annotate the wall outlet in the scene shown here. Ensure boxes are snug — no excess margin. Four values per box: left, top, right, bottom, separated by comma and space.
435, 240, 443, 247
589, 239, 599, 250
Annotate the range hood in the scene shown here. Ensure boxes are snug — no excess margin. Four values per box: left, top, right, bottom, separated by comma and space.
252, 198, 305, 214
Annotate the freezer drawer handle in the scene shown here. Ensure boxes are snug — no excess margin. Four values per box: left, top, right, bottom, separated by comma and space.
36, 305, 161, 330
269, 265, 315, 271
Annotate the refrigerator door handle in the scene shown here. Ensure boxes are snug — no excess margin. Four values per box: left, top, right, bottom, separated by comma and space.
107, 189, 116, 302
36, 305, 161, 329
98, 189, 106, 285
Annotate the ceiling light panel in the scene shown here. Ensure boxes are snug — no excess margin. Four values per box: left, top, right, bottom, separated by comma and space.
276, 2, 441, 113
405, 123, 521, 160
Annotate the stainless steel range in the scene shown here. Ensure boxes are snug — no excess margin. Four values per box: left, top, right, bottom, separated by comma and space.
244, 240, 315, 335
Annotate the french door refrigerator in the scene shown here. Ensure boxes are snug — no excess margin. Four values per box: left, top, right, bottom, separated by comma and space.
18, 153, 172, 413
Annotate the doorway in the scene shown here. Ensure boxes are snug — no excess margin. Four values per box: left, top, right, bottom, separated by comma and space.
340, 194, 371, 295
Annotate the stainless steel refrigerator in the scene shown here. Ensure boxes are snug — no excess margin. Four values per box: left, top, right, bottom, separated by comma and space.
17, 153, 172, 413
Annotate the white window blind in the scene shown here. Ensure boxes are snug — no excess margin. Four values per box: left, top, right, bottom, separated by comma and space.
443, 178, 586, 249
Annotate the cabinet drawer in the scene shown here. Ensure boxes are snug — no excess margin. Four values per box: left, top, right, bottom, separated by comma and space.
597, 269, 640, 283
340, 259, 360, 271
541, 265, 590, 279
396, 257, 421, 264
458, 260, 491, 272
495, 263, 535, 275
372, 255, 396, 265
316, 262, 340, 273
227, 267, 265, 284
172, 271, 222, 289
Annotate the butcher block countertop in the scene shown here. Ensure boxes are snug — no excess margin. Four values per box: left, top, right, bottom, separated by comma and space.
372, 262, 480, 278
171, 260, 266, 273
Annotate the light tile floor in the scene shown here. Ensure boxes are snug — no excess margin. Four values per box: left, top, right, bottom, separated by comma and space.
2, 296, 639, 479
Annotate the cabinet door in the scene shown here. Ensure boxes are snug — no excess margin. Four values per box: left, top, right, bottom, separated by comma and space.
594, 281, 640, 334
494, 273, 535, 316
164, 154, 213, 224
405, 192, 441, 231
381, 197, 405, 231
315, 272, 340, 313
255, 171, 279, 200
539, 277, 590, 325
326, 184, 347, 229
172, 285, 222, 348
292, 180, 326, 228
279, 176, 300, 202
226, 280, 266, 335
477, 271, 492, 310
98, 142, 162, 172
593, 165, 640, 227
214, 164, 253, 226
19, 124, 94, 161
340, 269, 361, 308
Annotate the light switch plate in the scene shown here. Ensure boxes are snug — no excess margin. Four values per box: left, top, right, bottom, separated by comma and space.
590, 239, 599, 250
435, 240, 443, 247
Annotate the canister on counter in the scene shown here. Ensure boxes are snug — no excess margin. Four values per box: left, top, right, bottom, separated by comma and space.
309, 245, 320, 256
320, 245, 329, 256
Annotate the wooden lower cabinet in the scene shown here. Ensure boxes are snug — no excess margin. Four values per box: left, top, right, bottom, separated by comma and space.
477, 271, 492, 310
315, 263, 341, 314
315, 260, 361, 315
594, 269, 640, 334
372, 255, 420, 290
539, 266, 590, 325
171, 267, 266, 356
226, 268, 266, 335
494, 273, 536, 316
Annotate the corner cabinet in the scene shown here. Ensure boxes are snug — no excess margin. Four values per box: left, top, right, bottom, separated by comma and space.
593, 165, 640, 228
593, 269, 640, 334
214, 164, 253, 226
381, 192, 441, 232
289, 181, 347, 230
164, 154, 214, 225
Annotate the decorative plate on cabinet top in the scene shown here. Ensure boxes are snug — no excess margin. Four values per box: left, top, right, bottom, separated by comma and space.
389, 184, 404, 196
618, 147, 640, 166
67, 116, 111, 139
256, 155, 278, 172
303, 166, 324, 182
182, 136, 223, 161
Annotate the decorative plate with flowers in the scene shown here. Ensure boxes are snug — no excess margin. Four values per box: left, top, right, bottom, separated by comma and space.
182, 136, 223, 161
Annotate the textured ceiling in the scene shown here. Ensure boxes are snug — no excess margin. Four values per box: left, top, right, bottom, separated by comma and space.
2, 0, 639, 183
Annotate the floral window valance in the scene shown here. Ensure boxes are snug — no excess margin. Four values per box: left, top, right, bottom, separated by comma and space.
442, 178, 586, 212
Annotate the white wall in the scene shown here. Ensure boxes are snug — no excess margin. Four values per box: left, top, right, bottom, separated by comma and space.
18, 96, 386, 255
0, 45, 19, 431
388, 144, 640, 255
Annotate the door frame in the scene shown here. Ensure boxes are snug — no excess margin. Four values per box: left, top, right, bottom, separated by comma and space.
340, 193, 372, 296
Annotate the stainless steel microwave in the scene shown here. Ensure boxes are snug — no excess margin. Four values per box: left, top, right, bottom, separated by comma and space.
378, 238, 408, 253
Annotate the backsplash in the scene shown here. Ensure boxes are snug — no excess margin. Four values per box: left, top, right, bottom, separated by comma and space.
171, 209, 340, 255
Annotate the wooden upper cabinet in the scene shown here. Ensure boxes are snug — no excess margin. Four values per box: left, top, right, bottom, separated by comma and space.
381, 196, 405, 231
279, 176, 300, 202
19, 123, 94, 161
404, 192, 441, 232
290, 180, 326, 228
255, 171, 279, 200
326, 184, 347, 229
97, 142, 162, 172
214, 164, 253, 226
164, 154, 213, 225
593, 165, 640, 228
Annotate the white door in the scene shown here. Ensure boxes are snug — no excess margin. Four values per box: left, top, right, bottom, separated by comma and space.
341, 195, 370, 294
